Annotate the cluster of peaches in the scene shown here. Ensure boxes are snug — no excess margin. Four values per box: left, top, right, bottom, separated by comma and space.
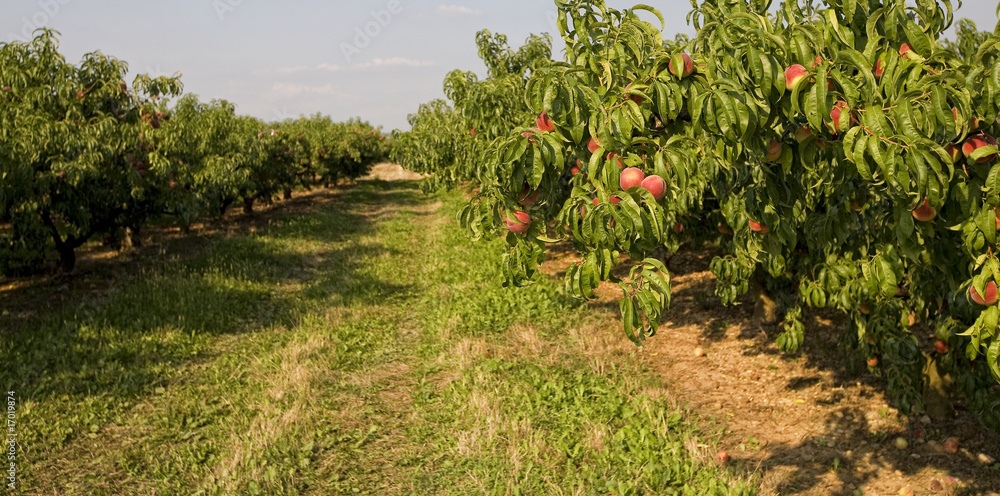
505, 55, 697, 235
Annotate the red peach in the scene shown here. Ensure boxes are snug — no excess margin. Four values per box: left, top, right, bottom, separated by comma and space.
641, 175, 668, 200
620, 167, 646, 190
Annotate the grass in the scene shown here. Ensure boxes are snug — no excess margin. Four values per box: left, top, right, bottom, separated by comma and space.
1, 179, 756, 495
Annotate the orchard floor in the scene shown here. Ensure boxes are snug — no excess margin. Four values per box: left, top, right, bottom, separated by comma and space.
1, 165, 998, 495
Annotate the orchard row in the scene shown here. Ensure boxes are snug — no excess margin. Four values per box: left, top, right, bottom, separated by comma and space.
0, 30, 387, 275
393, 0, 1000, 430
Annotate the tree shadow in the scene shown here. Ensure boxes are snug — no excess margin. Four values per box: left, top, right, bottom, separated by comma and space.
0, 180, 424, 432
647, 246, 1000, 494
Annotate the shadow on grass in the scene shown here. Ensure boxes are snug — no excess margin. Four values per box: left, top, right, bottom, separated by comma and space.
0, 180, 424, 417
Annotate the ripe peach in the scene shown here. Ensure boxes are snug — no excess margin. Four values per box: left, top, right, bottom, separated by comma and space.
831, 100, 852, 133
970, 281, 998, 305
784, 64, 808, 91
620, 167, 646, 190
962, 133, 998, 163
641, 175, 668, 200
606, 153, 624, 169
624, 83, 643, 104
899, 43, 913, 60
911, 198, 936, 222
669, 53, 695, 78
506, 211, 531, 234
748, 219, 769, 233
536, 111, 555, 133
944, 143, 963, 163
518, 184, 540, 206
588, 136, 602, 153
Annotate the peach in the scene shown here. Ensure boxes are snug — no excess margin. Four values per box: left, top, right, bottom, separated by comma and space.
911, 198, 936, 222
669, 53, 695, 78
962, 133, 998, 163
506, 211, 531, 234
641, 175, 668, 200
536, 111, 555, 132
899, 43, 913, 60
784, 64, 808, 91
518, 184, 540, 206
831, 100, 852, 133
970, 281, 998, 305
794, 126, 813, 143
766, 139, 783, 162
748, 219, 769, 233
588, 136, 602, 153
620, 167, 646, 190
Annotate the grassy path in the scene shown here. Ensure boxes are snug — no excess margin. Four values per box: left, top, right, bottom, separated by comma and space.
2, 180, 754, 495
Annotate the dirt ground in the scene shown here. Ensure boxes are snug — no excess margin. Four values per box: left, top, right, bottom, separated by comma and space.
540, 242, 1000, 496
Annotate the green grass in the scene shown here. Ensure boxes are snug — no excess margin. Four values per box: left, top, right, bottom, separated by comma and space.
1, 179, 755, 495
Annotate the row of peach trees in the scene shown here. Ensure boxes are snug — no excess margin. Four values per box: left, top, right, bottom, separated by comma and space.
393, 0, 1000, 429
0, 31, 387, 275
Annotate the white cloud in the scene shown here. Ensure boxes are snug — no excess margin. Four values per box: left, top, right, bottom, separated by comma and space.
435, 5, 483, 17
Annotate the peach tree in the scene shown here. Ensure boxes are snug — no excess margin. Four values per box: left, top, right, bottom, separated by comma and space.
0, 30, 181, 272
392, 31, 552, 192
412, 0, 1000, 426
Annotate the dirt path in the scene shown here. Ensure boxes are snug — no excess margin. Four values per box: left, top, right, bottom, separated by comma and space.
542, 245, 1000, 496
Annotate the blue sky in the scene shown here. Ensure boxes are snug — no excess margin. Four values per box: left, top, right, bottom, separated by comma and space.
2, 1, 997, 131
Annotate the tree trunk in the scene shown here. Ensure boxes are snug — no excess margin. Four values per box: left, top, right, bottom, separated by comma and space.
283, 189, 292, 200
243, 198, 255, 214
751, 278, 779, 325
923, 353, 954, 419
57, 245, 76, 273
124, 226, 141, 250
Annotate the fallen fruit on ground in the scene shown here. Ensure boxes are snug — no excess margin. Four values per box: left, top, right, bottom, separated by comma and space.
943, 437, 960, 454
